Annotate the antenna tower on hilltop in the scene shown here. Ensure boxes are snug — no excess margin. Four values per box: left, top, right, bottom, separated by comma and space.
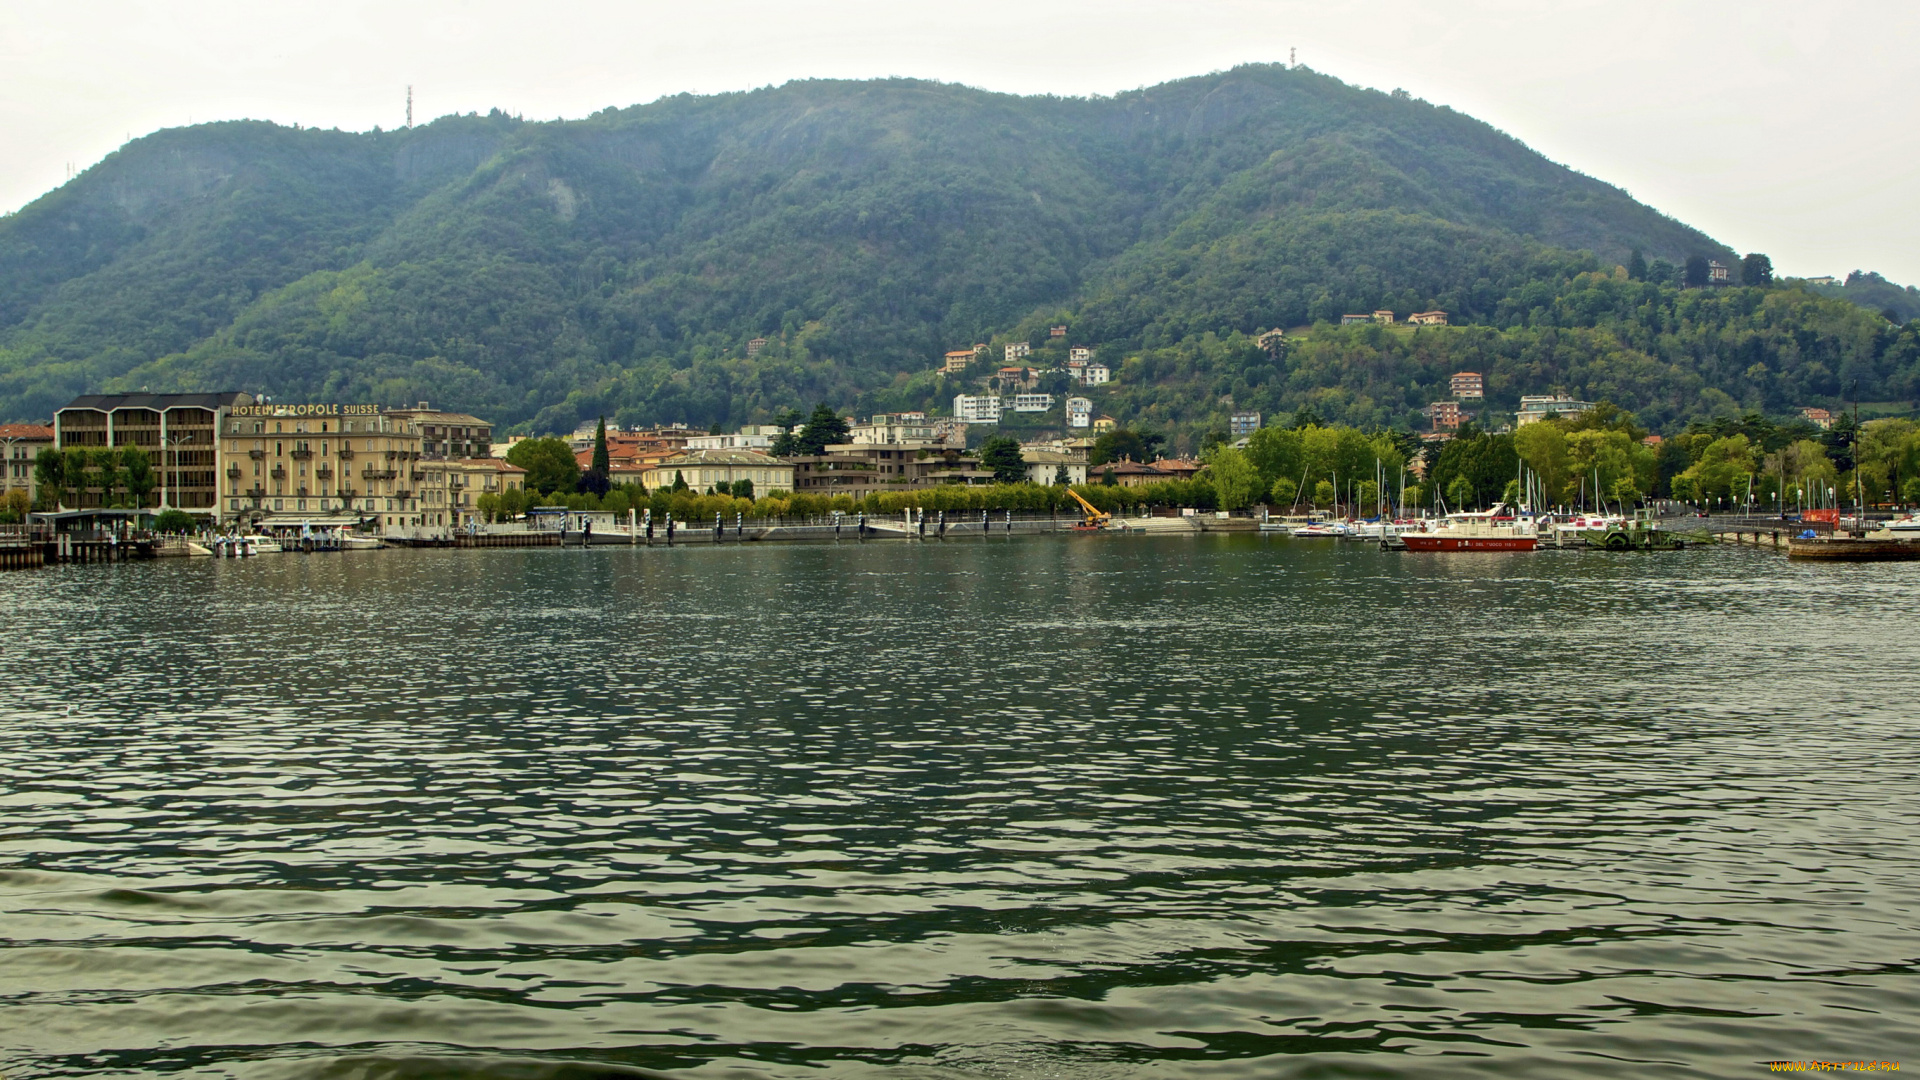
406, 86, 413, 128
1290, 47, 1297, 68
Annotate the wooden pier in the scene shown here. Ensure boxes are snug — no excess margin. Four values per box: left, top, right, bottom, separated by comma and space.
454, 531, 560, 548
1713, 527, 1795, 550
0, 525, 43, 571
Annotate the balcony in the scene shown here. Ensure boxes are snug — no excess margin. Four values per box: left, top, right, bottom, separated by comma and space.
315, 466, 333, 479
337, 446, 355, 460
395, 489, 414, 500
247, 486, 266, 499
226, 465, 242, 479
270, 465, 287, 479
338, 486, 357, 498
248, 449, 264, 460
362, 468, 397, 481
410, 469, 426, 481
296, 487, 310, 498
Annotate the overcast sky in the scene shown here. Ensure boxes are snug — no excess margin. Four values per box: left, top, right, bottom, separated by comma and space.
4, 0, 1915, 282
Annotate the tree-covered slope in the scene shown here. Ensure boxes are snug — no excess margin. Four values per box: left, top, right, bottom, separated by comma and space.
0, 63, 1896, 434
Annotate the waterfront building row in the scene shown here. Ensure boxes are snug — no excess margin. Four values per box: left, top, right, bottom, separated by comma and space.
47, 393, 518, 531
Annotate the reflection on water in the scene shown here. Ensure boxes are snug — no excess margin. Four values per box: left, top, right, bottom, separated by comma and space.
2, 536, 1917, 1078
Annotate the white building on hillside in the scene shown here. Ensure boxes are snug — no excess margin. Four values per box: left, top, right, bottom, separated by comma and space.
1011, 393, 1054, 413
1004, 342, 1031, 362
1065, 396, 1092, 428
953, 395, 1003, 424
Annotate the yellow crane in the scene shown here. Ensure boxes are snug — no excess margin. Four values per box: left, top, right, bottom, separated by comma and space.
1066, 487, 1110, 530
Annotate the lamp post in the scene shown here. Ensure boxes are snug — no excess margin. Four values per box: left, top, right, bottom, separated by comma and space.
160, 431, 192, 511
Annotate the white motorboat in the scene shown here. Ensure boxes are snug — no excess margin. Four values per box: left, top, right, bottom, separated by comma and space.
338, 534, 384, 550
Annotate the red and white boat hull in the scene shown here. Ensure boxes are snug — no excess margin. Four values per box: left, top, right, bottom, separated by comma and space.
1401, 534, 1536, 552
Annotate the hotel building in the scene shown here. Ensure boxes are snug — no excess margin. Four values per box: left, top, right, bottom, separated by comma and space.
219, 403, 422, 531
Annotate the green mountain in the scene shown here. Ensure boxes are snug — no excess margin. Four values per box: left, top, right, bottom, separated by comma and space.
0, 63, 1911, 437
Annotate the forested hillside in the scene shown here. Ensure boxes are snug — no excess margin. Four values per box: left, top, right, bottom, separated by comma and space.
0, 63, 1910, 438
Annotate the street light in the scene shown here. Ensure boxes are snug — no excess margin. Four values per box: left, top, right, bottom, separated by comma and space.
160, 431, 193, 510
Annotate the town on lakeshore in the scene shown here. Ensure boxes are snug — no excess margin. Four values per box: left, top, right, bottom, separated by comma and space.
5, 331, 1919, 568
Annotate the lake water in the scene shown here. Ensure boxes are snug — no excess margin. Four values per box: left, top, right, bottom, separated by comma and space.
2, 535, 1916, 1078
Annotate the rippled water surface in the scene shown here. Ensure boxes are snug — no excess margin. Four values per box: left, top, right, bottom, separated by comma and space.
3, 535, 1917, 1078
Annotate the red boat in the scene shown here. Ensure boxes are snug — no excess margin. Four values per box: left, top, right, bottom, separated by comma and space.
1400, 505, 1538, 552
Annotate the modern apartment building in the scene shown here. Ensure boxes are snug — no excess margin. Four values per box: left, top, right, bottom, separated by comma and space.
954, 395, 1003, 424
54, 392, 253, 517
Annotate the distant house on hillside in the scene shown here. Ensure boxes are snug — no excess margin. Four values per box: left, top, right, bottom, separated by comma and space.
1069, 346, 1093, 362
943, 350, 974, 373
1340, 314, 1373, 326
1516, 395, 1595, 427
1427, 401, 1462, 431
1049, 325, 1067, 338
1093, 414, 1118, 433
1801, 407, 1834, 430
1372, 310, 1396, 324
1256, 328, 1286, 355
1708, 260, 1731, 285
1408, 310, 1449, 326
1450, 371, 1484, 399
1078, 363, 1110, 386
1005, 342, 1031, 361
1011, 393, 1054, 413
1229, 411, 1262, 438
746, 337, 769, 358
1065, 396, 1092, 428
1804, 276, 1842, 288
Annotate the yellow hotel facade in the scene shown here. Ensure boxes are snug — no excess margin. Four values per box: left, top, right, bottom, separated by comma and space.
220, 403, 427, 531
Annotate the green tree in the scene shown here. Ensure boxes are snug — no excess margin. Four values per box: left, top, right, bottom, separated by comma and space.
978, 435, 1026, 483
1684, 255, 1710, 288
1445, 475, 1474, 510
121, 446, 153, 508
153, 508, 195, 533
1090, 428, 1163, 466
1053, 463, 1070, 486
1313, 479, 1336, 507
794, 404, 850, 456
505, 437, 580, 494
1627, 249, 1647, 281
591, 417, 610, 474
671, 470, 689, 492
32, 447, 64, 509
92, 448, 125, 507
1205, 446, 1259, 510
1513, 422, 1572, 504
1741, 253, 1773, 287
730, 478, 754, 500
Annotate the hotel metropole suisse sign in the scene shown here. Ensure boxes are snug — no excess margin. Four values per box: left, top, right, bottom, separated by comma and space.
229, 403, 385, 418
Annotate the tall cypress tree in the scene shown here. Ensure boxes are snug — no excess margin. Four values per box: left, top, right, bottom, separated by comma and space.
591, 417, 610, 474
